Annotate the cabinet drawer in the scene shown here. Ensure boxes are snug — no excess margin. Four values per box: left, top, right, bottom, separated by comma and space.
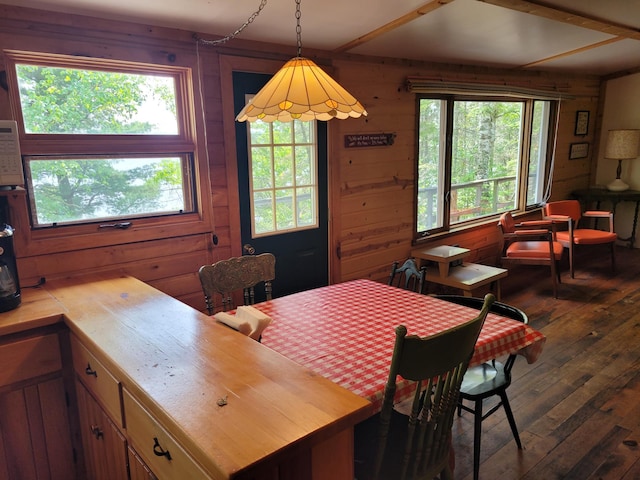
123, 389, 209, 480
71, 335, 123, 427
0, 333, 62, 388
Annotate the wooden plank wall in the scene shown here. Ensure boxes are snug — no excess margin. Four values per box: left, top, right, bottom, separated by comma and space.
0, 5, 602, 310
330, 58, 602, 283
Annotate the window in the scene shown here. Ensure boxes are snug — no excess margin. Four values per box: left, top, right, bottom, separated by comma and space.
247, 119, 318, 237
6, 51, 196, 228
416, 95, 555, 236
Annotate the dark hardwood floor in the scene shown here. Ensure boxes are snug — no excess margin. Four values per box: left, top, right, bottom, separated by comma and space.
450, 244, 640, 479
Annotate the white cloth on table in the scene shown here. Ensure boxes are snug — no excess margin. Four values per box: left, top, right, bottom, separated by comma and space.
214, 305, 272, 340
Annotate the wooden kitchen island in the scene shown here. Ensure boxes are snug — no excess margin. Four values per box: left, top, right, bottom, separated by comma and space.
0, 274, 372, 480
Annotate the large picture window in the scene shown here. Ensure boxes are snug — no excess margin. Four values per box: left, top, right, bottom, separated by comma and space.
416, 95, 555, 236
6, 51, 196, 228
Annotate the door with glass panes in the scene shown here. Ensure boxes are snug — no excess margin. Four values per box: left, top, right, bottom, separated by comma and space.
233, 72, 328, 299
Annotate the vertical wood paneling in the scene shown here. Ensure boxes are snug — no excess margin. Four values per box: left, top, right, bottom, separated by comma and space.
330, 59, 601, 283
0, 390, 38, 479
0, 5, 604, 306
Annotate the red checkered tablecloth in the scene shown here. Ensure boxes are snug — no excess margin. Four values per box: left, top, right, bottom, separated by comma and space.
257, 279, 545, 413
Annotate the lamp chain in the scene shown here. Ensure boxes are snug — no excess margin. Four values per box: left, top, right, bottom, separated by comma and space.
295, 0, 302, 57
196, 0, 268, 46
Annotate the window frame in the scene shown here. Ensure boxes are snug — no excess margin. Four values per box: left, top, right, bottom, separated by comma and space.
3, 49, 211, 255
246, 118, 320, 238
414, 93, 557, 239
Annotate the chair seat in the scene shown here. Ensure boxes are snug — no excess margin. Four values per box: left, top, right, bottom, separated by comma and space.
505, 241, 564, 260
460, 362, 508, 398
555, 229, 617, 245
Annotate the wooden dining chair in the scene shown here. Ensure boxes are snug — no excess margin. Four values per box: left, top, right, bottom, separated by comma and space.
198, 253, 276, 314
543, 199, 617, 278
498, 211, 564, 298
433, 294, 527, 480
388, 258, 427, 294
355, 293, 495, 480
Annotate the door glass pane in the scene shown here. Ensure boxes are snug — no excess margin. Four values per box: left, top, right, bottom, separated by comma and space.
248, 119, 318, 237
251, 147, 273, 189
295, 146, 313, 185
275, 188, 294, 230
253, 190, 274, 234
274, 146, 294, 187
296, 186, 314, 227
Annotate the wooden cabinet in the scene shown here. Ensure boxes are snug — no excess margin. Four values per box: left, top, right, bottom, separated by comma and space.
75, 379, 129, 480
122, 389, 209, 480
71, 335, 123, 427
128, 446, 158, 480
71, 333, 151, 480
0, 329, 77, 479
2, 277, 371, 480
71, 333, 204, 480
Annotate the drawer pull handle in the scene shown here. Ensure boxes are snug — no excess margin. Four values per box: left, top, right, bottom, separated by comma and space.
153, 437, 172, 461
90, 425, 103, 439
85, 363, 98, 377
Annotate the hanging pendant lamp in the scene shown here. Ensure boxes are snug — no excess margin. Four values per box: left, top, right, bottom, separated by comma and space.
236, 0, 367, 123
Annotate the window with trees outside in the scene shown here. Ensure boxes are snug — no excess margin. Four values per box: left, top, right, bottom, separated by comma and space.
7, 51, 196, 228
416, 95, 555, 237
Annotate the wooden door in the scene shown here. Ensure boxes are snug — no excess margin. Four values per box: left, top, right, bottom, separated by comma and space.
75, 380, 129, 480
233, 71, 329, 298
0, 377, 77, 480
128, 446, 157, 480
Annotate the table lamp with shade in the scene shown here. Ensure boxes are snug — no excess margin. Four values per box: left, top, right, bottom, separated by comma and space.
605, 129, 640, 191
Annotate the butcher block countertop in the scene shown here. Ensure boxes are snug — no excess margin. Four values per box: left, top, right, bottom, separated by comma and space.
0, 274, 372, 479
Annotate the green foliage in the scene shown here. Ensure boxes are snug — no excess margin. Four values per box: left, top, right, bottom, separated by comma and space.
417, 98, 523, 229
30, 158, 183, 224
17, 65, 155, 134
249, 120, 316, 234
17, 64, 184, 225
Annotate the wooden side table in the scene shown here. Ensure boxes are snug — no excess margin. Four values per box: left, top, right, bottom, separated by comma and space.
571, 188, 640, 248
411, 245, 470, 277
412, 245, 508, 299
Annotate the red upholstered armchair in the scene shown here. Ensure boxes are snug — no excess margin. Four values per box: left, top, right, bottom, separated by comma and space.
543, 199, 617, 278
498, 212, 564, 298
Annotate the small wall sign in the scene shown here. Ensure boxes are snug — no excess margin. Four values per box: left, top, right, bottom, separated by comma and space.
344, 133, 395, 148
575, 110, 590, 136
569, 142, 589, 160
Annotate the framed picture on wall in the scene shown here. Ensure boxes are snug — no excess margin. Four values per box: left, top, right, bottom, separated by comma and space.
575, 110, 590, 136
569, 142, 589, 159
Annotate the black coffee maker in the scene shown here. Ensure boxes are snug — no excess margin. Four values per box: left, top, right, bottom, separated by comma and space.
0, 224, 21, 312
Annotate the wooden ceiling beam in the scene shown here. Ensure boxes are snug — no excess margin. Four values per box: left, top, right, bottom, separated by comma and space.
478, 0, 640, 40
333, 0, 455, 53
519, 37, 624, 69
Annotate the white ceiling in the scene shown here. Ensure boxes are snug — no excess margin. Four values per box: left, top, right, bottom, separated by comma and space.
5, 0, 640, 77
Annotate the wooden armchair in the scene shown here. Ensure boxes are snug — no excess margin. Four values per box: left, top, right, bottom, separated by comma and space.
355, 294, 495, 480
543, 199, 617, 278
388, 258, 427, 294
198, 253, 276, 314
498, 212, 564, 298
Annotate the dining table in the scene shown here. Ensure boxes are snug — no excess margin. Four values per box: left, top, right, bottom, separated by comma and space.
256, 278, 546, 413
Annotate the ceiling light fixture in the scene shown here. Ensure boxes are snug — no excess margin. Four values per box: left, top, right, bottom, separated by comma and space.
235, 0, 367, 123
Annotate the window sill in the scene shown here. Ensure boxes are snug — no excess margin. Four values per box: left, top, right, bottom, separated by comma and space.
414, 207, 544, 246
